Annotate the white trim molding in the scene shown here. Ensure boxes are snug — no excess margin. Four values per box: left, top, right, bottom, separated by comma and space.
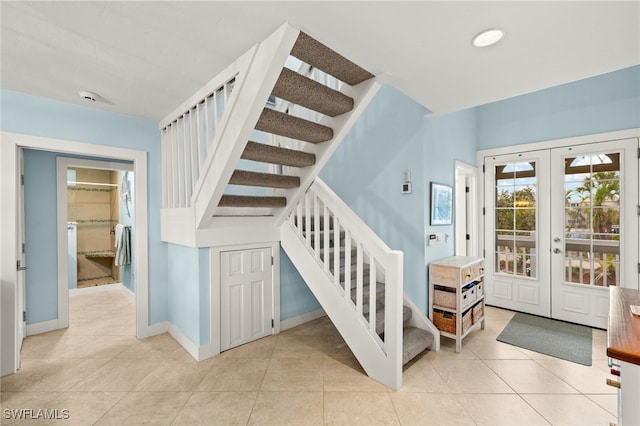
280, 307, 326, 331
0, 131, 150, 376
26, 319, 62, 336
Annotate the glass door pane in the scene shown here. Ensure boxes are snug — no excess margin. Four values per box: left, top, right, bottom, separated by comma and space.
494, 161, 537, 278
563, 152, 621, 287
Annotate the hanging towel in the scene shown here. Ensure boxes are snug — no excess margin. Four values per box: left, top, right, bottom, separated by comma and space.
115, 224, 131, 266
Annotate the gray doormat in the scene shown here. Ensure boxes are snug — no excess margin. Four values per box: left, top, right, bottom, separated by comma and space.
497, 312, 593, 366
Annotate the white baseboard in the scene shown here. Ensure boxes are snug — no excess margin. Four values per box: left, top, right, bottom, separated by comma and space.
197, 343, 219, 361
168, 323, 199, 361
26, 318, 63, 336
120, 283, 135, 300
69, 283, 121, 296
146, 321, 169, 337
280, 308, 326, 331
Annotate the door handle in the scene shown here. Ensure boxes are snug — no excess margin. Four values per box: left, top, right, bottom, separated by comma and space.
553, 237, 561, 243
553, 248, 562, 254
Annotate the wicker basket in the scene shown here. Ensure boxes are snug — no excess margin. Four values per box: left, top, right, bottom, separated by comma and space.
461, 285, 477, 310
433, 309, 456, 334
434, 288, 456, 308
472, 301, 484, 324
462, 308, 472, 333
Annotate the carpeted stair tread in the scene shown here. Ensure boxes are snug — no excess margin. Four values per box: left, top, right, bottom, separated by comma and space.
402, 326, 434, 365
273, 68, 354, 117
291, 32, 375, 86
297, 216, 334, 231
321, 245, 358, 266
218, 194, 286, 208
229, 170, 300, 189
256, 108, 333, 143
241, 141, 315, 167
375, 305, 412, 335
339, 263, 371, 281
351, 281, 385, 305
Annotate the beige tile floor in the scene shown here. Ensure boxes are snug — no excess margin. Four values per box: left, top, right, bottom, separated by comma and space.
0, 288, 617, 425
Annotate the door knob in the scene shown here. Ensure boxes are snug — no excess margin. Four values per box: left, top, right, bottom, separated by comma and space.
553, 248, 562, 254
553, 237, 561, 243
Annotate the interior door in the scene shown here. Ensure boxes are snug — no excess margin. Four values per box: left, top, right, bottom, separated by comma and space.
484, 150, 551, 317
17, 148, 27, 357
550, 139, 639, 328
220, 247, 273, 351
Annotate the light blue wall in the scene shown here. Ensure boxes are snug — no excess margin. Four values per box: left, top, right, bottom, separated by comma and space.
23, 150, 59, 323
477, 65, 640, 150
423, 108, 478, 300
1, 90, 167, 325
321, 85, 430, 312
280, 248, 321, 320
167, 244, 210, 345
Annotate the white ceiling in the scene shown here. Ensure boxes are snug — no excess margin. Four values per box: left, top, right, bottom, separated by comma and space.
2, 1, 639, 121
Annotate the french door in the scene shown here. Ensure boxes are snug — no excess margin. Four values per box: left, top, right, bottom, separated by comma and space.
485, 138, 639, 328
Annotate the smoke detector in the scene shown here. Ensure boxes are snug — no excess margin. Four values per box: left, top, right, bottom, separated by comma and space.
78, 91, 99, 102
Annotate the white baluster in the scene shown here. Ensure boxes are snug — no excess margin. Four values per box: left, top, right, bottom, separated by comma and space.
183, 113, 192, 205
304, 192, 311, 249
314, 195, 320, 261
196, 102, 203, 172
369, 256, 377, 334
169, 122, 176, 208
210, 93, 218, 150
296, 200, 303, 238
323, 205, 330, 274
344, 231, 352, 298
334, 217, 340, 289
175, 117, 183, 207
356, 242, 363, 315
189, 109, 197, 195
161, 129, 167, 208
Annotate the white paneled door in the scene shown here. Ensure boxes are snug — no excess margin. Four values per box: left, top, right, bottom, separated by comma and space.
484, 150, 552, 317
220, 247, 273, 351
550, 139, 639, 328
485, 138, 639, 328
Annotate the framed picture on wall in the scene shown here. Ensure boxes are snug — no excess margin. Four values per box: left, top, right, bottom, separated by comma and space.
430, 182, 453, 225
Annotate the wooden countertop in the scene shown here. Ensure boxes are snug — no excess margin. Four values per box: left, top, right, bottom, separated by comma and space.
607, 287, 640, 365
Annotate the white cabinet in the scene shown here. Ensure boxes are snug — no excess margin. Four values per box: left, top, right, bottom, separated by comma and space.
429, 256, 485, 352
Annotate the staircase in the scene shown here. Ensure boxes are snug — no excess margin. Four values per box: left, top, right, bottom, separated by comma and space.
297, 205, 435, 365
281, 179, 439, 389
159, 23, 439, 390
215, 31, 376, 220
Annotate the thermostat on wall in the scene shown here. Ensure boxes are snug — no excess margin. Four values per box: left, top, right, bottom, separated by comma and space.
401, 170, 412, 194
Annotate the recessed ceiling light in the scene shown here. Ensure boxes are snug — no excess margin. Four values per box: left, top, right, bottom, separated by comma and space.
472, 28, 504, 47
78, 91, 99, 102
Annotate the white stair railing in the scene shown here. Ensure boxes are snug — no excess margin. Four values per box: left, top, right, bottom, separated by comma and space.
281, 177, 404, 389
160, 76, 236, 209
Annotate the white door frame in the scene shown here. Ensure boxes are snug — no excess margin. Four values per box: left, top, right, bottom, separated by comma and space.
454, 160, 479, 257
55, 157, 135, 332
210, 241, 280, 355
478, 128, 640, 321
0, 131, 150, 376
